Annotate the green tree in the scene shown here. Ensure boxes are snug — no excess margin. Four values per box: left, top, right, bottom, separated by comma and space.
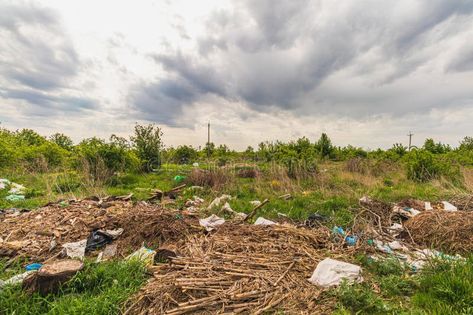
16, 129, 46, 146
130, 124, 163, 172
423, 138, 450, 154
459, 136, 473, 151
316, 133, 334, 159
50, 133, 74, 150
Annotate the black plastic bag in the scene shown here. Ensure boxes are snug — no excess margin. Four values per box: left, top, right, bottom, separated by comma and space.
85, 230, 113, 252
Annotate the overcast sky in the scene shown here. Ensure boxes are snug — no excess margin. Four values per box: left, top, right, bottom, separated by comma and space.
1, 0, 473, 150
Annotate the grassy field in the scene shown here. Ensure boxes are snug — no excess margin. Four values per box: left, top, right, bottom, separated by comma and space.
1, 161, 473, 314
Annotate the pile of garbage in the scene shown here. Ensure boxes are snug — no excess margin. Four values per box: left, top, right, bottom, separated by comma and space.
357, 196, 468, 270
0, 196, 201, 261
125, 223, 356, 314
0, 178, 26, 201
2, 187, 472, 313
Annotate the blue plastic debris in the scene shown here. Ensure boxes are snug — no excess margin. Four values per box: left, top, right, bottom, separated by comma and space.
332, 226, 345, 236
345, 236, 358, 246
25, 263, 42, 271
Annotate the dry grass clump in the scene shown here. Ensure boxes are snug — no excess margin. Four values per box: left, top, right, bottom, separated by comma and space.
450, 194, 473, 211
126, 223, 352, 315
404, 211, 473, 254
185, 168, 232, 189
236, 167, 260, 178
345, 157, 368, 174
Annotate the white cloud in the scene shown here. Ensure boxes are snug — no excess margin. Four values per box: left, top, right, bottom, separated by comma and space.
1, 0, 473, 150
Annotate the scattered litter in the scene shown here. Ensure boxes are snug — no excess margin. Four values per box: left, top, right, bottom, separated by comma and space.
359, 196, 371, 203
25, 263, 43, 271
192, 162, 199, 167
173, 175, 186, 183
5, 195, 25, 202
62, 239, 87, 259
207, 194, 232, 210
388, 241, 407, 251
374, 240, 393, 254
221, 202, 248, 220
0, 271, 36, 289
185, 196, 204, 207
250, 200, 261, 207
308, 258, 362, 287
345, 236, 358, 246
85, 230, 114, 252
425, 202, 433, 211
254, 217, 276, 226
101, 228, 124, 239
442, 201, 457, 211
388, 223, 404, 235
8, 183, 26, 195
392, 205, 421, 218
23, 259, 84, 295
199, 214, 225, 231
127, 246, 156, 266
99, 243, 118, 262
332, 226, 346, 236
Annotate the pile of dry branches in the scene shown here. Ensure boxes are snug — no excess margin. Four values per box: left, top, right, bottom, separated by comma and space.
126, 223, 354, 315
404, 210, 473, 254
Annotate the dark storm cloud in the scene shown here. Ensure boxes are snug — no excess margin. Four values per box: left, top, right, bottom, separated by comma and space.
0, 88, 98, 116
131, 0, 473, 124
128, 78, 200, 126
0, 2, 93, 116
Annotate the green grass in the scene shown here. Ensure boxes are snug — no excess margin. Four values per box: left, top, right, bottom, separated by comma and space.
0, 260, 147, 315
411, 257, 473, 314
1, 162, 473, 314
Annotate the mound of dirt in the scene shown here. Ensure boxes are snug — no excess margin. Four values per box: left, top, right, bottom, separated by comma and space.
0, 200, 201, 261
125, 223, 355, 315
404, 210, 473, 254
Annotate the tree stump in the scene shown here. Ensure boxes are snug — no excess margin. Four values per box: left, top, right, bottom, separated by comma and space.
23, 259, 83, 295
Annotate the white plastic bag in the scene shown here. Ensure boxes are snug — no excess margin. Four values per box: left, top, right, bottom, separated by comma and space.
62, 239, 87, 259
442, 201, 457, 211
207, 195, 232, 210
309, 258, 362, 287
199, 214, 225, 231
254, 217, 276, 226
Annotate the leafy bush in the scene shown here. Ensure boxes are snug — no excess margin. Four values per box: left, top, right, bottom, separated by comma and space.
405, 149, 460, 183
74, 137, 139, 182
172, 145, 198, 164
423, 138, 451, 154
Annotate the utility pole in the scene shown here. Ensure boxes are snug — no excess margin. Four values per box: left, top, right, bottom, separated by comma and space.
407, 131, 414, 151
207, 122, 210, 158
